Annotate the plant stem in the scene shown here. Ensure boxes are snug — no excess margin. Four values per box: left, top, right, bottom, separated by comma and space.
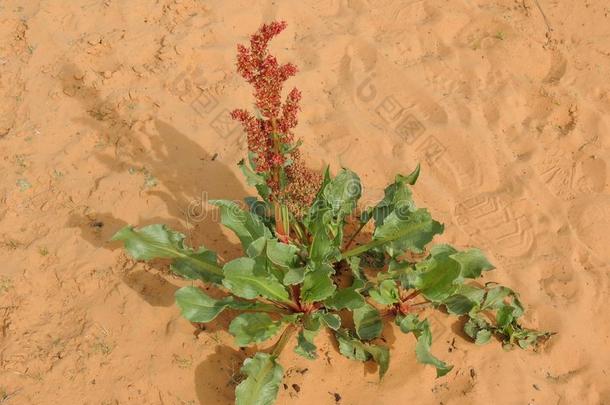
271, 324, 296, 357
340, 237, 387, 259
270, 118, 288, 241
344, 217, 369, 250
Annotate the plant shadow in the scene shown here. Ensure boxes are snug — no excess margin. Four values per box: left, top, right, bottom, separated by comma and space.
194, 345, 247, 405
56, 63, 258, 401
59, 63, 246, 255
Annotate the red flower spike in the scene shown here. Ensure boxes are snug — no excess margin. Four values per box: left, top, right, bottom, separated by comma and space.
231, 21, 321, 215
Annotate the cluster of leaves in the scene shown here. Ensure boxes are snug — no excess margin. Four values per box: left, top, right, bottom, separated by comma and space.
113, 164, 549, 405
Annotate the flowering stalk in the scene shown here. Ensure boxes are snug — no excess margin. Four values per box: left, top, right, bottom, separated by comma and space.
231, 21, 321, 238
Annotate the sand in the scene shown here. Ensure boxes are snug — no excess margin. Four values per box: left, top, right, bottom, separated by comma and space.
1, 1, 609, 404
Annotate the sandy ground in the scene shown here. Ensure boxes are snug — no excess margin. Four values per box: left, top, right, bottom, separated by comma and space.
1, 0, 610, 404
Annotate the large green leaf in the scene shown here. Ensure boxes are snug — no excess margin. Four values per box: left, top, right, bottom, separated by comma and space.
372, 208, 443, 257
412, 245, 461, 302
112, 224, 223, 284
229, 313, 282, 346
307, 213, 342, 263
210, 200, 272, 252
305, 169, 361, 263
266, 239, 300, 269
174, 286, 277, 323
397, 314, 453, 377
450, 248, 495, 279
324, 287, 365, 310
222, 257, 291, 303
335, 330, 389, 378
300, 264, 336, 303
353, 304, 382, 340
235, 352, 283, 405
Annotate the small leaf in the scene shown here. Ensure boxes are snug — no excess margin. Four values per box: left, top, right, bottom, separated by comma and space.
474, 329, 492, 345
463, 317, 491, 340
318, 313, 341, 331
300, 264, 336, 303
235, 352, 283, 405
294, 318, 321, 360
322, 169, 362, 218
483, 285, 513, 309
112, 225, 223, 284
294, 329, 318, 359
414, 321, 453, 377
175, 286, 273, 323
353, 304, 382, 340
402, 163, 420, 185
239, 158, 270, 201
229, 313, 282, 346
210, 200, 272, 252
335, 330, 389, 378
369, 280, 400, 306
397, 314, 453, 377
223, 257, 291, 303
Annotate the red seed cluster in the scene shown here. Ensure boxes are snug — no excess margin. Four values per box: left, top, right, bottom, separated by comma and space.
231, 21, 321, 214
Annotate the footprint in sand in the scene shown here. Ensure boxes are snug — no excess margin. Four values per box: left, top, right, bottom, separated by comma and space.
568, 195, 610, 263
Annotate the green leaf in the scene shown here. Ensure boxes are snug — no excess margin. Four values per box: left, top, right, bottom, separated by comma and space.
362, 167, 418, 227
483, 285, 513, 309
307, 213, 341, 263
222, 257, 291, 303
372, 208, 444, 257
266, 239, 300, 269
474, 329, 492, 345
324, 287, 365, 310
450, 248, 495, 279
282, 266, 306, 285
396, 314, 453, 377
322, 169, 361, 218
413, 245, 461, 302
335, 330, 389, 378
295, 328, 319, 359
210, 200, 272, 252
235, 352, 283, 405
317, 313, 341, 331
229, 313, 282, 346
414, 322, 453, 377
175, 286, 276, 323
294, 315, 322, 360
442, 294, 476, 315
369, 280, 400, 306
247, 236, 267, 258
463, 316, 491, 341
112, 225, 223, 284
353, 304, 382, 340
402, 163, 421, 185
300, 264, 336, 303
239, 157, 270, 201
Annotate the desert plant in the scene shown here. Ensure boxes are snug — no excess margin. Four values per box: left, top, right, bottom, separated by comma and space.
112, 21, 550, 405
